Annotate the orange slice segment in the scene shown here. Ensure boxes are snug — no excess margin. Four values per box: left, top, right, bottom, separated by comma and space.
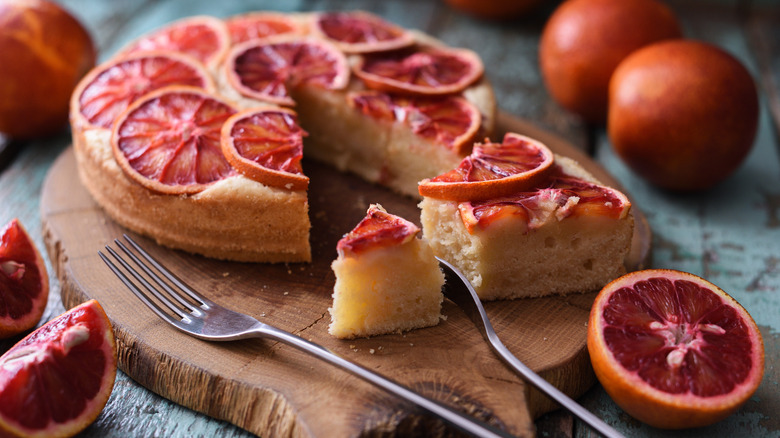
313, 11, 415, 53
225, 12, 303, 45
354, 45, 484, 95
337, 204, 420, 256
225, 36, 349, 106
418, 132, 554, 201
72, 52, 214, 129
221, 107, 309, 191
111, 86, 236, 195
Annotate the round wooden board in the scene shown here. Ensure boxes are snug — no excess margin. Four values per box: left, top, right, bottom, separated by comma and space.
41, 113, 650, 438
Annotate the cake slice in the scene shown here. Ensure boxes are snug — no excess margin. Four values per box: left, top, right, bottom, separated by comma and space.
329, 204, 444, 339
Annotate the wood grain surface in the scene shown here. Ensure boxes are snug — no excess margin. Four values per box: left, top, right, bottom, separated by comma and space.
40, 114, 648, 438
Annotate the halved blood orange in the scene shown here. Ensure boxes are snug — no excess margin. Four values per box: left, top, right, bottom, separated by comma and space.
111, 86, 237, 195
313, 11, 415, 54
224, 36, 349, 106
418, 132, 554, 201
0, 299, 117, 438
0, 219, 48, 339
588, 269, 765, 429
71, 51, 214, 130
119, 15, 230, 69
337, 204, 419, 256
221, 107, 309, 191
348, 91, 481, 154
353, 45, 484, 95
225, 12, 303, 45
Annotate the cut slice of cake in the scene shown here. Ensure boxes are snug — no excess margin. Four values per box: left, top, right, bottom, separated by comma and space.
329, 204, 444, 339
419, 135, 634, 301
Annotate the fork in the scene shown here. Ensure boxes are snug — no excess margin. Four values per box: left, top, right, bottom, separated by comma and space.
99, 234, 511, 438
436, 257, 624, 438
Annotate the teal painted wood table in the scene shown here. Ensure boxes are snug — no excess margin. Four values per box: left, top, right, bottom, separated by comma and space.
1, 0, 778, 436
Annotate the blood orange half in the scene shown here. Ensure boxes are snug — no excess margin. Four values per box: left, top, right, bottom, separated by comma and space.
0, 299, 117, 438
221, 107, 309, 191
0, 219, 48, 339
225, 12, 302, 45
111, 86, 237, 195
313, 11, 415, 53
354, 45, 484, 95
224, 36, 349, 106
337, 204, 420, 256
588, 269, 765, 429
418, 132, 554, 201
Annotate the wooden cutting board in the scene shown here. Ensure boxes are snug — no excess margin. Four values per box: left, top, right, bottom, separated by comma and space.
41, 113, 650, 438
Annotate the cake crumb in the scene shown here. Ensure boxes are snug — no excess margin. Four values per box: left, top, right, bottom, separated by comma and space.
283, 291, 289, 296
369, 349, 375, 354
409, 343, 414, 347
222, 272, 230, 277
350, 344, 356, 349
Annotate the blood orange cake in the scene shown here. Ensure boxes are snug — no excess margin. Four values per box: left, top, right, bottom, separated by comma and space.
329, 205, 444, 339
418, 134, 634, 300
69, 11, 495, 262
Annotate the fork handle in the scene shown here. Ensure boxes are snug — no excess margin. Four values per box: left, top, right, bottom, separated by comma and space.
255, 323, 512, 438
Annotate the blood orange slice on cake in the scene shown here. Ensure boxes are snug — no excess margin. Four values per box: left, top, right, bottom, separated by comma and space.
419, 132, 554, 201
111, 86, 236, 195
0, 299, 117, 438
354, 45, 484, 95
225, 12, 303, 45
313, 11, 415, 53
225, 36, 349, 106
0, 219, 48, 339
71, 52, 214, 129
588, 269, 765, 429
337, 204, 420, 256
221, 107, 309, 191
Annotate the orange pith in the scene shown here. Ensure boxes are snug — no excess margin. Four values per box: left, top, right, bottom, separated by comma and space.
354, 45, 484, 95
348, 91, 480, 154
225, 12, 302, 45
221, 107, 309, 191
337, 204, 419, 256
73, 52, 214, 129
314, 11, 414, 53
588, 269, 765, 429
0, 299, 117, 438
226, 36, 349, 106
111, 86, 236, 195
418, 133, 555, 201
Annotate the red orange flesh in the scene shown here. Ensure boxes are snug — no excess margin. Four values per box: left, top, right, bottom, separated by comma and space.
337, 204, 419, 256
225, 12, 301, 45
313, 11, 414, 53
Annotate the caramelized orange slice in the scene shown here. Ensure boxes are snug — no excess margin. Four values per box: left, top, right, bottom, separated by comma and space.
225, 12, 303, 45
313, 11, 415, 53
337, 204, 420, 256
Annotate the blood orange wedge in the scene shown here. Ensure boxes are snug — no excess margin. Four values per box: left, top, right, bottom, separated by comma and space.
221, 107, 309, 191
0, 219, 48, 339
418, 132, 554, 201
313, 11, 415, 54
119, 16, 230, 69
225, 12, 302, 45
353, 45, 484, 95
224, 36, 349, 106
71, 52, 214, 130
588, 269, 765, 429
111, 86, 236, 195
337, 204, 419, 256
348, 91, 481, 154
0, 299, 117, 438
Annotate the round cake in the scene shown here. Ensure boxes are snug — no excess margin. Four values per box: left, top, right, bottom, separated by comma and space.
69, 11, 496, 263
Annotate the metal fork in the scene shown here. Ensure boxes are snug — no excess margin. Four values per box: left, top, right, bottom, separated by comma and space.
437, 257, 624, 438
99, 234, 511, 438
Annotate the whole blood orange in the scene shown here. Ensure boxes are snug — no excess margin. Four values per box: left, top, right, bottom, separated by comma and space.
0, 299, 117, 437
0, 0, 96, 139
0, 219, 48, 339
539, 0, 681, 124
588, 269, 764, 429
608, 40, 759, 191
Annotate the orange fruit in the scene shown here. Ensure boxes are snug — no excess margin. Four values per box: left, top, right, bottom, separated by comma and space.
0, 299, 117, 438
119, 15, 230, 70
588, 269, 765, 429
71, 51, 214, 130
0, 0, 96, 139
444, 0, 543, 21
0, 219, 48, 339
225, 12, 302, 45
224, 36, 349, 106
111, 86, 237, 195
539, 0, 682, 124
348, 91, 481, 154
221, 107, 309, 191
608, 40, 759, 191
337, 204, 420, 256
418, 132, 554, 201
313, 11, 415, 53
354, 44, 484, 96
